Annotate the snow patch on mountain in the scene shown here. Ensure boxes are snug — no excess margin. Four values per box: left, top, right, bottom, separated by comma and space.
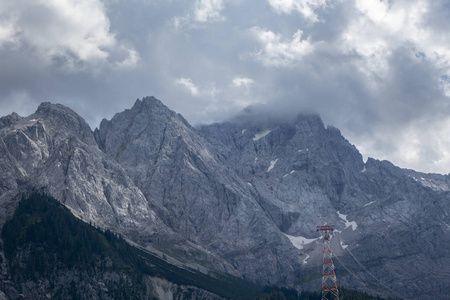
283, 170, 295, 178
186, 161, 198, 172
363, 201, 376, 207
253, 130, 271, 141
284, 234, 319, 250
267, 159, 278, 172
303, 254, 310, 264
337, 211, 358, 231
417, 177, 450, 191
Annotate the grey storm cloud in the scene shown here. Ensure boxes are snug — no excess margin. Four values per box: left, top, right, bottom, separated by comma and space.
0, 0, 450, 174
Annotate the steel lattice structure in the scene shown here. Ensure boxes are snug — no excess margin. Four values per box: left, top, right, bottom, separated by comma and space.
317, 225, 339, 300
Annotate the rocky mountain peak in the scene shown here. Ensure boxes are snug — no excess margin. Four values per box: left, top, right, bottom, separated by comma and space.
0, 112, 22, 130
32, 102, 95, 145
128, 96, 169, 116
96, 97, 165, 149
133, 95, 163, 109
1, 98, 450, 299
0, 100, 171, 247
294, 113, 325, 132
135, 96, 192, 128
35, 102, 81, 122
95, 96, 197, 163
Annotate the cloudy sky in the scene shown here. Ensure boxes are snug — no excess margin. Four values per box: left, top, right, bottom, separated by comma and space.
0, 0, 450, 174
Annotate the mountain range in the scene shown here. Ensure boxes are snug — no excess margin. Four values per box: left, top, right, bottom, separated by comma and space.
0, 96, 449, 299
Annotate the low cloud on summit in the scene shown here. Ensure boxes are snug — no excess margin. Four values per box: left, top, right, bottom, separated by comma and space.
0, 0, 450, 173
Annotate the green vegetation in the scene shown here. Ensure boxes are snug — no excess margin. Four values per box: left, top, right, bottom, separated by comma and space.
1, 193, 262, 299
257, 287, 299, 300
257, 288, 396, 300
297, 288, 396, 300
1, 194, 397, 299
2, 193, 148, 298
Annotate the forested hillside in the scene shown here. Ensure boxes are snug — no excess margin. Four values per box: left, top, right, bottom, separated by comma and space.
0, 194, 391, 299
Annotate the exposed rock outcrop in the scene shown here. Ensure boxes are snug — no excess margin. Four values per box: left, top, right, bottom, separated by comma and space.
0, 97, 449, 299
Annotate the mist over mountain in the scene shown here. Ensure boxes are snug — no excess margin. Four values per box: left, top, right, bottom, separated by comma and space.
0, 96, 449, 299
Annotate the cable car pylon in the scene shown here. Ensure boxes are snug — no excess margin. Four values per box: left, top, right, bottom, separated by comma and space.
317, 225, 339, 300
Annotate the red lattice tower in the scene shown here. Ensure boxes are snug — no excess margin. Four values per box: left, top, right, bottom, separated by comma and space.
317, 225, 339, 300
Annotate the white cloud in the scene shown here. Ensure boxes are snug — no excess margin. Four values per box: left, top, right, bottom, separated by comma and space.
0, 0, 139, 71
248, 27, 314, 67
0, 21, 17, 47
176, 77, 220, 98
314, 0, 450, 174
267, 0, 331, 22
173, 0, 225, 29
114, 48, 140, 70
176, 78, 200, 96
231, 76, 255, 101
231, 76, 254, 88
194, 0, 225, 23
342, 0, 450, 79
2, 0, 450, 174
353, 116, 450, 174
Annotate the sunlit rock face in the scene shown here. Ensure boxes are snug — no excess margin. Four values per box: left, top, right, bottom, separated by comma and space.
0, 102, 167, 240
1, 96, 449, 299
95, 96, 300, 284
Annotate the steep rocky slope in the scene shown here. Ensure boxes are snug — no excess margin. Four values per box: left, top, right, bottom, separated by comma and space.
199, 112, 366, 235
0, 97, 449, 299
199, 108, 450, 299
0, 101, 237, 279
94, 97, 301, 284
0, 102, 168, 239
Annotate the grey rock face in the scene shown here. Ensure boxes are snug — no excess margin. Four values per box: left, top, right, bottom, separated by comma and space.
95, 97, 300, 284
1, 97, 449, 299
199, 113, 365, 235
146, 277, 224, 300
200, 110, 450, 299
0, 102, 168, 240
